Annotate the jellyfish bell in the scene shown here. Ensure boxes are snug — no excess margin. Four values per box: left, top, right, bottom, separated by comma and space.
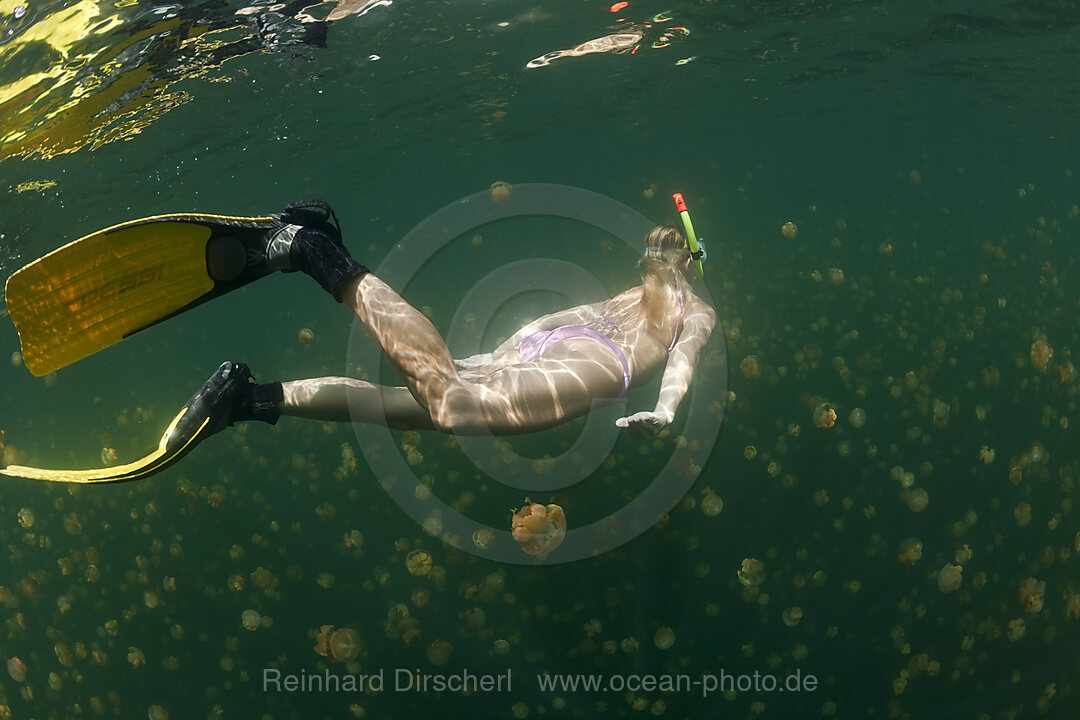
329, 628, 362, 662
1030, 340, 1053, 372
938, 564, 963, 593
490, 181, 512, 203
813, 403, 837, 429
241, 609, 261, 631
7, 656, 27, 682
510, 502, 566, 555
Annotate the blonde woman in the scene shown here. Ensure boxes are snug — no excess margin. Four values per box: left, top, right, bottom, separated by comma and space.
4, 203, 715, 482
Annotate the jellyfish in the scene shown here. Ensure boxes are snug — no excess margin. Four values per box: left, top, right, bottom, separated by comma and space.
782, 607, 804, 627
147, 706, 169, 720
329, 629, 361, 661
1057, 361, 1074, 384
472, 528, 495, 550
314, 625, 361, 662
490, 181, 512, 202
510, 502, 566, 555
739, 355, 761, 380
700, 492, 724, 517
905, 488, 929, 512
781, 221, 798, 239
848, 408, 867, 428
6, 657, 27, 682
241, 609, 262, 631
406, 550, 433, 577
426, 639, 453, 665
813, 403, 837, 429
1018, 577, 1046, 614
897, 538, 923, 567
653, 626, 676, 650
737, 558, 766, 587
298, 328, 315, 345
1031, 340, 1053, 372
937, 564, 963, 593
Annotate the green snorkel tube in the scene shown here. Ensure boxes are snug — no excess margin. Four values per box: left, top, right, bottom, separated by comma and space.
672, 193, 706, 279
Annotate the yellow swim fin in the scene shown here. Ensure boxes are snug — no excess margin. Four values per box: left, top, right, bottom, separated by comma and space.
1, 361, 251, 484
4, 212, 280, 377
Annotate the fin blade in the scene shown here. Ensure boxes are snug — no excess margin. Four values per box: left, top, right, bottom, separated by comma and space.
4, 213, 274, 376
0, 408, 207, 484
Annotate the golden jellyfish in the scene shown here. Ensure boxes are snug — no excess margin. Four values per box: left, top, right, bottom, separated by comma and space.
813, 403, 837, 429
1057, 361, 1074, 384
17, 508, 33, 529
827, 267, 844, 285
406, 550, 433, 577
426, 639, 453, 665
329, 629, 362, 662
490, 181, 512, 203
314, 625, 362, 662
937, 563, 963, 593
1018, 577, 1046, 614
298, 327, 315, 345
1030, 340, 1053, 372
906, 488, 929, 512
1066, 594, 1080, 619
6, 657, 27, 682
848, 408, 866, 428
781, 221, 798, 239
782, 607, 804, 627
653, 626, 676, 650
101, 447, 118, 466
737, 558, 766, 587
897, 538, 923, 567
931, 399, 950, 427
147, 706, 169, 720
510, 502, 566, 555
250, 567, 274, 590
127, 646, 146, 668
472, 528, 495, 550
739, 355, 761, 380
700, 492, 724, 517
241, 609, 262, 631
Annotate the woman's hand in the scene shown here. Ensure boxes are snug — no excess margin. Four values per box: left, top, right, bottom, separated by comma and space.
454, 352, 493, 370
615, 410, 673, 438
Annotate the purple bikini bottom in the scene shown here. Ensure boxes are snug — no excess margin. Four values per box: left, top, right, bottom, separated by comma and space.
518, 325, 631, 397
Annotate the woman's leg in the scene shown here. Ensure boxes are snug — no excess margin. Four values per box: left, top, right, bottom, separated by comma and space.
340, 273, 479, 431
337, 270, 627, 433
281, 377, 434, 430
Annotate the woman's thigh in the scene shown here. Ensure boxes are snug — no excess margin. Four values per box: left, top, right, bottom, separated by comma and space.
447, 342, 626, 434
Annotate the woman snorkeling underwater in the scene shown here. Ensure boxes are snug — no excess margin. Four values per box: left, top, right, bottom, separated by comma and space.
1, 200, 715, 482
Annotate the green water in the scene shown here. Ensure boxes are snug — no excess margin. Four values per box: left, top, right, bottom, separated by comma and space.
2, 1, 1079, 718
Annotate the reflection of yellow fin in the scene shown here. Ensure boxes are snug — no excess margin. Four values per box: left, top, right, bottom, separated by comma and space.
0, 407, 205, 484
4, 212, 277, 376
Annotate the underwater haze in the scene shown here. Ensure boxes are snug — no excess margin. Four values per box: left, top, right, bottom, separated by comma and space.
2, 0, 1079, 718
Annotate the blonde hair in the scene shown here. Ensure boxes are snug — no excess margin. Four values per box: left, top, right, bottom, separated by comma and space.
639, 225, 692, 331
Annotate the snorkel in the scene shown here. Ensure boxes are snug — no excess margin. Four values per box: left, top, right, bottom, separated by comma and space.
672, 193, 706, 279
